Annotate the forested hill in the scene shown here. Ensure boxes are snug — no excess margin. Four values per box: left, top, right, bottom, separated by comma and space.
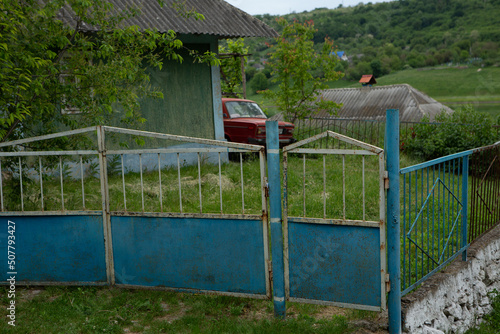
248, 0, 500, 80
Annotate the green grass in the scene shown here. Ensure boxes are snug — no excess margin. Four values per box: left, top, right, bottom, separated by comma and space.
6, 150, 383, 223
0, 286, 379, 333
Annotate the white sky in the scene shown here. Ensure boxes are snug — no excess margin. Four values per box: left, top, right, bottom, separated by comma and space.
225, 0, 393, 16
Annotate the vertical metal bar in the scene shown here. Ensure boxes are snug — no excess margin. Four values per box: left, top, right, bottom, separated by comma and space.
408, 172, 412, 285
363, 156, 366, 221
80, 155, 85, 209
283, 150, 290, 299
443, 161, 448, 255
177, 153, 182, 213
462, 155, 469, 261
240, 153, 244, 214
266, 121, 286, 318
59, 156, 64, 211
437, 164, 441, 261
487, 153, 494, 231
342, 155, 346, 220
19, 157, 24, 211
432, 165, 435, 270
159, 153, 163, 213
447, 160, 451, 258
378, 151, 387, 311
386, 109, 401, 334
402, 173, 407, 290
414, 170, 417, 280
303, 154, 306, 217
0, 158, 3, 211
421, 168, 424, 276
121, 154, 127, 211
97, 126, 115, 285
259, 148, 271, 298
456, 158, 461, 253
39, 157, 44, 211
323, 154, 326, 219
426, 167, 430, 272
469, 154, 476, 242
219, 152, 223, 214
452, 159, 456, 255
198, 153, 202, 213
140, 154, 144, 212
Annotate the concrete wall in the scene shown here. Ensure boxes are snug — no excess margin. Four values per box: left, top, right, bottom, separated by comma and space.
402, 224, 500, 333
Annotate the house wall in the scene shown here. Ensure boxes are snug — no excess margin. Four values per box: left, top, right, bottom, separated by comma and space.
140, 36, 219, 140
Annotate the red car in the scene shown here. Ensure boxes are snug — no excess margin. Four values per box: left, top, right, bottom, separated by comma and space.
222, 98, 295, 146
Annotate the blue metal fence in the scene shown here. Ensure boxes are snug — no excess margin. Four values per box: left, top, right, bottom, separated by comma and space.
400, 151, 470, 295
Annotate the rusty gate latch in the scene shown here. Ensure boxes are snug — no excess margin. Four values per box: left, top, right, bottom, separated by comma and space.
384, 171, 389, 190
264, 178, 269, 198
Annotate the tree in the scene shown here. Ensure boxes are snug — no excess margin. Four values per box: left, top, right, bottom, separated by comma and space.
264, 18, 343, 123
0, 0, 217, 145
249, 72, 268, 93
219, 38, 248, 97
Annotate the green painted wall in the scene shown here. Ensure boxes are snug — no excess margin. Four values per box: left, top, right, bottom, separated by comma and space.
139, 43, 215, 140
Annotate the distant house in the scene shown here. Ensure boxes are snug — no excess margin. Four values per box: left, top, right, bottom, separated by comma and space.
59, 0, 278, 141
270, 84, 453, 123
319, 84, 452, 122
336, 51, 348, 61
331, 51, 348, 61
359, 74, 377, 86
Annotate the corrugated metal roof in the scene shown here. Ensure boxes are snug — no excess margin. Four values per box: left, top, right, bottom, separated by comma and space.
270, 84, 453, 122
57, 0, 278, 38
322, 84, 453, 121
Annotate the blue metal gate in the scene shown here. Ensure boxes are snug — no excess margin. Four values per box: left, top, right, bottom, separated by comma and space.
282, 131, 387, 311
0, 126, 271, 299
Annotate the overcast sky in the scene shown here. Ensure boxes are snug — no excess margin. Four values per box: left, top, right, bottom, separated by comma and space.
225, 0, 393, 16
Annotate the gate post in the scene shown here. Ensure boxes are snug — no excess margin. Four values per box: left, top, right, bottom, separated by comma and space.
97, 126, 115, 285
386, 109, 401, 333
266, 120, 286, 318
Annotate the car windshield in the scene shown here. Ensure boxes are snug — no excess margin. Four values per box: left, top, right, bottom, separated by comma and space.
226, 101, 267, 119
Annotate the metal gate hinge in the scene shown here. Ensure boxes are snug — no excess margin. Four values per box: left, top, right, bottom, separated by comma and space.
384, 171, 389, 189
385, 273, 391, 292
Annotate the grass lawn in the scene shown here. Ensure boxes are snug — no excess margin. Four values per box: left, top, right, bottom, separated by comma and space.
0, 286, 388, 333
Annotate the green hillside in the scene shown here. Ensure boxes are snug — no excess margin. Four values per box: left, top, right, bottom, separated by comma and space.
250, 0, 500, 78
241, 0, 500, 120
248, 67, 500, 120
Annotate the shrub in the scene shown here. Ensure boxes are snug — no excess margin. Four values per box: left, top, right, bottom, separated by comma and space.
249, 72, 268, 93
404, 105, 497, 161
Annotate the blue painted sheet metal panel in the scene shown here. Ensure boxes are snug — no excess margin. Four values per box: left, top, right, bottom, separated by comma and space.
0, 215, 107, 283
111, 216, 267, 295
288, 219, 381, 307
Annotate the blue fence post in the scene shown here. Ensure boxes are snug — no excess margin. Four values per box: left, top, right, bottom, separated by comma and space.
386, 109, 401, 333
266, 120, 286, 318
462, 156, 469, 261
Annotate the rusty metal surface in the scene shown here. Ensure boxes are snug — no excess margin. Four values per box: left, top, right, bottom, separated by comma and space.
469, 145, 500, 243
